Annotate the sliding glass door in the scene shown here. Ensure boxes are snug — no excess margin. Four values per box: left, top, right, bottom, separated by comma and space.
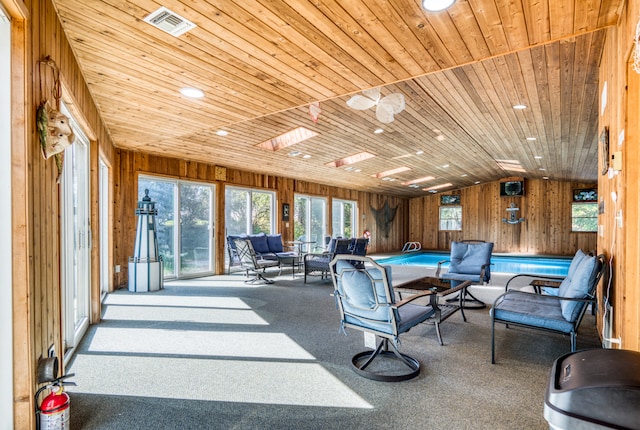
294, 194, 327, 252
332, 199, 357, 238
138, 176, 215, 279
60, 104, 91, 358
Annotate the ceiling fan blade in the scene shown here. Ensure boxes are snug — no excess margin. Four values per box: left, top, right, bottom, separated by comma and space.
376, 103, 395, 123
347, 94, 378, 110
379, 93, 405, 114
361, 87, 381, 103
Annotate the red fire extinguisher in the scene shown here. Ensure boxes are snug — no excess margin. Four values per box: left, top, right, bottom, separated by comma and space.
35, 374, 75, 430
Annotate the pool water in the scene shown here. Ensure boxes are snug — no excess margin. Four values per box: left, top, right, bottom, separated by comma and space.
377, 252, 571, 277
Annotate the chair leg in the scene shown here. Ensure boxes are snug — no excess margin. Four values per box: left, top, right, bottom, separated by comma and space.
491, 317, 496, 364
434, 322, 443, 346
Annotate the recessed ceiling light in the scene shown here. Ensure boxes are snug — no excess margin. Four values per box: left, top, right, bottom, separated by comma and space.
302, 154, 311, 159
408, 184, 420, 188
216, 130, 228, 136
474, 181, 481, 184
422, 0, 455, 12
513, 104, 527, 110
345, 166, 354, 171
436, 135, 446, 141
461, 174, 468, 177
534, 155, 543, 159
354, 169, 362, 172
543, 176, 549, 180
526, 137, 537, 141
441, 164, 450, 168
288, 151, 301, 157
374, 128, 384, 134
416, 150, 424, 155
180, 87, 204, 98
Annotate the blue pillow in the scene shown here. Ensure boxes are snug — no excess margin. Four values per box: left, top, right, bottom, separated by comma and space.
558, 249, 588, 297
266, 234, 283, 253
560, 254, 597, 321
248, 233, 270, 254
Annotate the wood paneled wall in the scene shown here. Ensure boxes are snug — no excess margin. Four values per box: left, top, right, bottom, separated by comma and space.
113, 150, 409, 285
13, 0, 116, 426
598, 0, 640, 351
409, 178, 597, 255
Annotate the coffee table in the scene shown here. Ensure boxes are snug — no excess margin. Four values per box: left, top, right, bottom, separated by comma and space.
276, 254, 303, 278
394, 277, 471, 345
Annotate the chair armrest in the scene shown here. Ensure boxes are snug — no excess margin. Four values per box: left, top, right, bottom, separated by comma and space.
504, 274, 565, 291
394, 291, 434, 308
493, 289, 595, 307
435, 259, 450, 278
436, 281, 470, 298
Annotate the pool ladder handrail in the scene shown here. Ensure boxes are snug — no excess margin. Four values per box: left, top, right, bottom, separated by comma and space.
401, 242, 422, 253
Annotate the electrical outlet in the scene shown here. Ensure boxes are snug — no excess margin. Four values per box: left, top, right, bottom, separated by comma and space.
115, 265, 121, 273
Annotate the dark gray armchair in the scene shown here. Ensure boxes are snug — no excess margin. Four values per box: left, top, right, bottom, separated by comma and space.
233, 238, 279, 284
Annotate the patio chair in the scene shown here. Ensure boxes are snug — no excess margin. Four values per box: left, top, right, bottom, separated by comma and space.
490, 252, 606, 363
329, 255, 436, 381
233, 238, 279, 284
436, 240, 494, 308
303, 238, 352, 283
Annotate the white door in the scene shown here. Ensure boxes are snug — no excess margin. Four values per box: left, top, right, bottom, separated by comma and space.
60, 104, 91, 359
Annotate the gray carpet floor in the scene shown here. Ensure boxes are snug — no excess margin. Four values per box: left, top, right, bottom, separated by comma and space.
67, 266, 601, 429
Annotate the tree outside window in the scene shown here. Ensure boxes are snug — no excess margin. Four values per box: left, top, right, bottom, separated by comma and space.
572, 203, 598, 232
439, 206, 462, 231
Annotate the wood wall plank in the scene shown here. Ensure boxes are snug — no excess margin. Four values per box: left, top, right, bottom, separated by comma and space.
409, 178, 597, 254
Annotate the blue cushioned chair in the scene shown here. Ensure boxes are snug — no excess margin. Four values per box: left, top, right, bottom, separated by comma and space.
304, 238, 352, 283
436, 240, 494, 308
490, 252, 606, 363
330, 255, 436, 381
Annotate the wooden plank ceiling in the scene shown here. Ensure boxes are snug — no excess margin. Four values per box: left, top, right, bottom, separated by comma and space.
52, 0, 620, 196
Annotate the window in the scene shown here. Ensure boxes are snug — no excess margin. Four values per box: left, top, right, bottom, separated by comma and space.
439, 206, 462, 231
332, 199, 357, 238
294, 194, 327, 252
225, 186, 275, 235
572, 203, 598, 232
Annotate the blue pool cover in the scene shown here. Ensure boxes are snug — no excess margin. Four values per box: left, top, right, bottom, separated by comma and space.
377, 252, 571, 276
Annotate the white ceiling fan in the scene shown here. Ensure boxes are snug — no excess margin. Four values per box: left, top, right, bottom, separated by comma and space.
346, 87, 405, 123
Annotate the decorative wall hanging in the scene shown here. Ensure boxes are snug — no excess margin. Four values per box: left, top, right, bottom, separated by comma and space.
370, 200, 398, 238
502, 203, 525, 225
573, 188, 598, 202
440, 194, 460, 205
37, 56, 75, 182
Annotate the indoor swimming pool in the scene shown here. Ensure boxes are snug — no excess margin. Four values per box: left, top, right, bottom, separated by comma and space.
377, 252, 572, 277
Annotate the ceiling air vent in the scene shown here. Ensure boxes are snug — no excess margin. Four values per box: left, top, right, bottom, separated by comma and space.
143, 6, 196, 37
